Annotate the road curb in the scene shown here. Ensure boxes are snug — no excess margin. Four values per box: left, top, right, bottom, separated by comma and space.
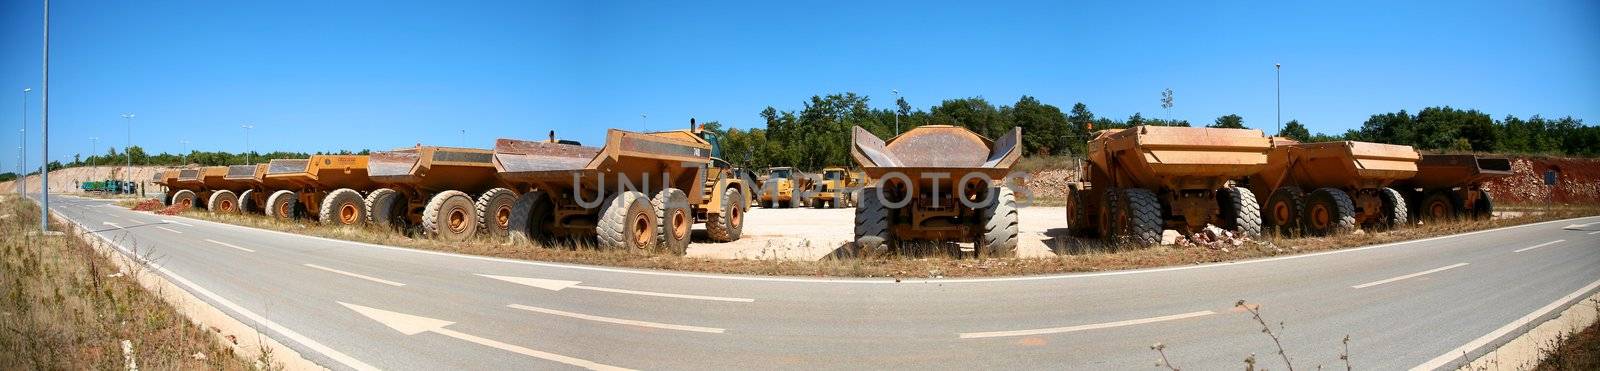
1452, 291, 1600, 370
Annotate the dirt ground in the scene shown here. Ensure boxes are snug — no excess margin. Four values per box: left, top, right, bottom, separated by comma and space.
687, 206, 1065, 260
0, 165, 173, 194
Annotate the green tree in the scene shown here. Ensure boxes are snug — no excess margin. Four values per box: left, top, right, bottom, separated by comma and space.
1209, 114, 1245, 129
1279, 120, 1310, 141
1007, 96, 1069, 155
1127, 112, 1146, 127
930, 97, 1009, 140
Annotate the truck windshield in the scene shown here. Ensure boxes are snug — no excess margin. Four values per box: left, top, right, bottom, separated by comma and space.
769, 169, 791, 179
825, 171, 844, 180
699, 132, 723, 159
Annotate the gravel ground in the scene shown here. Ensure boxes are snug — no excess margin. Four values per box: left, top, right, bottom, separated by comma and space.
686, 205, 1066, 261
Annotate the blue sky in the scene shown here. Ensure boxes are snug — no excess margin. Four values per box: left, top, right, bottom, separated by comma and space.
2, 0, 1597, 172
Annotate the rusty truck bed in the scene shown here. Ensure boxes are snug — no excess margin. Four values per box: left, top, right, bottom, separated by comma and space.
851, 125, 1021, 185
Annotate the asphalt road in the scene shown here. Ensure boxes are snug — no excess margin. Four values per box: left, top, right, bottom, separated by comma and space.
38, 194, 1600, 370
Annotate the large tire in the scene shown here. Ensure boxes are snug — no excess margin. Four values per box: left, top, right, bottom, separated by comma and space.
423, 191, 477, 242
508, 190, 556, 245
238, 189, 257, 214
853, 187, 892, 254
319, 188, 367, 226
266, 190, 298, 220
1097, 187, 1124, 242
171, 189, 197, 209
1420, 191, 1462, 223
1125, 188, 1163, 246
1303, 188, 1356, 236
706, 187, 745, 242
365, 188, 408, 231
596, 191, 655, 252
1264, 187, 1305, 235
1471, 190, 1494, 220
208, 190, 240, 213
978, 187, 1019, 257
475, 188, 518, 238
1377, 187, 1408, 229
1065, 185, 1093, 237
652, 189, 692, 255
1217, 187, 1262, 238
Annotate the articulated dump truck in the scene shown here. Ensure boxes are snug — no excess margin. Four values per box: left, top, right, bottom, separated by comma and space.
258, 155, 375, 226
1067, 126, 1271, 245
179, 165, 263, 213
155, 169, 184, 206
493, 124, 746, 255
758, 167, 813, 208
850, 125, 1022, 257
223, 164, 269, 214
1393, 154, 1511, 221
367, 146, 507, 242
1245, 139, 1420, 235
809, 166, 862, 209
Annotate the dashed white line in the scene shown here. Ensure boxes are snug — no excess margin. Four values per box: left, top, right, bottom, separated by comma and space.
959, 310, 1216, 339
507, 304, 725, 334
1588, 231, 1599, 235
155, 226, 183, 234
204, 239, 256, 253
1351, 263, 1469, 289
304, 264, 405, 287
161, 219, 194, 227
1513, 240, 1565, 253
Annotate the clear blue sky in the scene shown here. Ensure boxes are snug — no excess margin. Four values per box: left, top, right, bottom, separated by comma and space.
3, 0, 1597, 173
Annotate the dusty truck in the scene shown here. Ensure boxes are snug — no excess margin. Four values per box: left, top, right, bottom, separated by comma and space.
153, 169, 183, 205
808, 167, 862, 208
224, 164, 270, 214
757, 167, 812, 208
255, 155, 376, 226
1393, 154, 1511, 221
1066, 126, 1271, 245
1245, 138, 1420, 236
494, 123, 747, 254
851, 125, 1022, 256
184, 165, 265, 213
366, 146, 509, 241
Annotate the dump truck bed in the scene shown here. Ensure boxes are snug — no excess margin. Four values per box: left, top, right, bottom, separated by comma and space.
262, 155, 374, 191
1264, 141, 1420, 189
369, 147, 498, 193
1403, 154, 1513, 189
1087, 126, 1271, 189
494, 129, 711, 188
851, 125, 1021, 185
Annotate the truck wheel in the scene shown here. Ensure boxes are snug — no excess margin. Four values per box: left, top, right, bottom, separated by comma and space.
1303, 188, 1356, 236
1420, 191, 1462, 223
1125, 188, 1163, 246
652, 189, 692, 255
1378, 187, 1408, 229
1471, 190, 1493, 220
978, 187, 1019, 257
475, 188, 517, 238
208, 190, 240, 213
423, 191, 477, 242
319, 188, 367, 226
171, 190, 197, 209
365, 188, 407, 231
706, 187, 744, 242
266, 190, 298, 220
509, 190, 555, 245
1097, 187, 1124, 242
238, 189, 256, 214
1264, 187, 1305, 235
1217, 187, 1262, 238
1065, 185, 1092, 237
597, 191, 655, 253
854, 187, 892, 254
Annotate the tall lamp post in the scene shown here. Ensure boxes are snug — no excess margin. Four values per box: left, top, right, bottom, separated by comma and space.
39, 0, 50, 232
120, 113, 134, 185
179, 140, 189, 164
640, 113, 647, 131
1275, 63, 1282, 136
88, 137, 97, 167
891, 89, 901, 134
20, 88, 30, 197
241, 124, 254, 164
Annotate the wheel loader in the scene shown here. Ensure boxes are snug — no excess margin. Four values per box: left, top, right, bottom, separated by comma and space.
850, 125, 1022, 257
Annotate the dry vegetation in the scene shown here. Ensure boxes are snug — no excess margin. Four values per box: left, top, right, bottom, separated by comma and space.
0, 195, 254, 370
1532, 299, 1600, 371
170, 200, 1599, 279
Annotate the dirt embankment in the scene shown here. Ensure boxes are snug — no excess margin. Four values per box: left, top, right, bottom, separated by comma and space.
1482, 157, 1600, 204
0, 166, 175, 194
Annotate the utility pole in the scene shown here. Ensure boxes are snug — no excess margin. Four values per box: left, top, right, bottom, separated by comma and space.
39, 0, 50, 231
19, 88, 29, 198
892, 89, 901, 134
1275, 63, 1282, 136
89, 137, 97, 167
241, 124, 254, 164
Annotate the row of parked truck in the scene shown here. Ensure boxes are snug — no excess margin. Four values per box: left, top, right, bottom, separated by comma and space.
152, 121, 1511, 258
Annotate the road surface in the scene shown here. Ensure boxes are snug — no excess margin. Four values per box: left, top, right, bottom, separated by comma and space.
40, 194, 1600, 370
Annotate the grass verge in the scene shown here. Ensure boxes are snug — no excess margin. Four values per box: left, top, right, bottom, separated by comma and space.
1534, 300, 1600, 370
0, 195, 254, 369
164, 199, 1600, 278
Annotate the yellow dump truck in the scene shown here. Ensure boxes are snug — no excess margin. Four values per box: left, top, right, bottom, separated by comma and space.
851, 125, 1022, 257
367, 146, 511, 242
1246, 138, 1420, 235
808, 167, 861, 208
1394, 154, 1511, 221
257, 155, 377, 226
758, 167, 812, 208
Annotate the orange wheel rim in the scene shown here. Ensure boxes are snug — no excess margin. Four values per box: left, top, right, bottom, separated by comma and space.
448, 208, 467, 233
672, 210, 689, 240
1311, 205, 1330, 229
729, 207, 742, 227
340, 204, 359, 224
496, 207, 511, 229
278, 202, 290, 217
1429, 202, 1448, 219
221, 200, 234, 212
1273, 201, 1291, 223
632, 213, 652, 248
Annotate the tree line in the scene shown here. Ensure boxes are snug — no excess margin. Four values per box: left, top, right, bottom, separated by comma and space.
3, 146, 370, 179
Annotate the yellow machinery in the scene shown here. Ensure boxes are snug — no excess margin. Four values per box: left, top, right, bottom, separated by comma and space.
851, 125, 1021, 257
1394, 154, 1511, 221
257, 155, 376, 226
1247, 138, 1420, 235
757, 167, 812, 208
808, 167, 861, 208
153, 169, 182, 205
225, 164, 270, 214
182, 165, 263, 213
367, 146, 507, 242
493, 122, 747, 255
1068, 126, 1271, 245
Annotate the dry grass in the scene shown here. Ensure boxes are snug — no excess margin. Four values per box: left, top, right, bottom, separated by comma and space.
165, 200, 1600, 279
0, 195, 254, 369
1533, 299, 1600, 371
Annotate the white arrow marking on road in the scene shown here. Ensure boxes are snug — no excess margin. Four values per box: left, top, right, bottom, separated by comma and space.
507, 304, 726, 334
1513, 240, 1565, 253
478, 274, 754, 303
204, 239, 256, 253
155, 226, 183, 234
339, 302, 631, 370
1351, 262, 1469, 289
959, 310, 1216, 339
305, 264, 405, 287
161, 219, 194, 227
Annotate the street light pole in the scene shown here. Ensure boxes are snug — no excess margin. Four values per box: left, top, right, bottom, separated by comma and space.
641, 113, 647, 131
241, 124, 254, 164
179, 140, 189, 165
19, 88, 29, 197
1275, 63, 1282, 136
892, 89, 901, 134
120, 113, 133, 185
39, 0, 50, 232
88, 137, 97, 167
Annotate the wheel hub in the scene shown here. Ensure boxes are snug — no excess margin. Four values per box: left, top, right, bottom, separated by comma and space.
631, 213, 651, 248
448, 208, 468, 233
1310, 204, 1330, 229
672, 210, 689, 240
340, 204, 359, 224
496, 207, 511, 229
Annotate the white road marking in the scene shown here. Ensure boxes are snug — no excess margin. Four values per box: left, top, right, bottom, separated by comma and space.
102, 221, 122, 229
1414, 278, 1600, 370
1351, 263, 1469, 289
959, 310, 1216, 339
1513, 240, 1565, 253
203, 239, 256, 253
340, 302, 629, 370
155, 226, 183, 234
1588, 231, 1600, 235
1561, 222, 1600, 230
508, 304, 725, 334
478, 274, 754, 302
161, 219, 194, 227
304, 264, 405, 287
60, 215, 379, 371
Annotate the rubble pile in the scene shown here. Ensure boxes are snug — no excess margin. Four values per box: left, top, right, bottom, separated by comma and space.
1024, 168, 1079, 201
130, 199, 164, 211
154, 202, 190, 215
1174, 224, 1251, 250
